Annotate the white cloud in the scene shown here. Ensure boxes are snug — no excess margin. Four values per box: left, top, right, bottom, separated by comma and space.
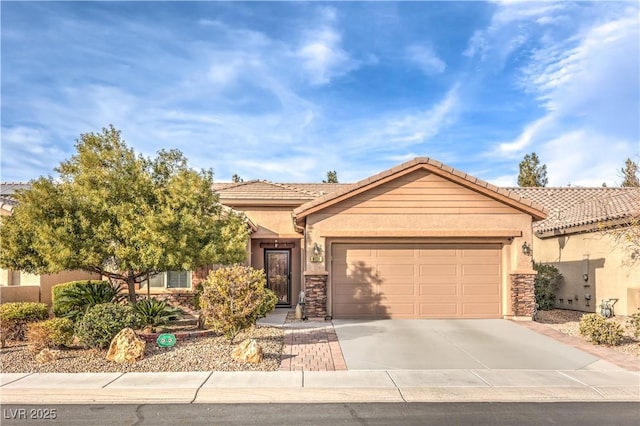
407, 44, 446, 75
297, 27, 356, 85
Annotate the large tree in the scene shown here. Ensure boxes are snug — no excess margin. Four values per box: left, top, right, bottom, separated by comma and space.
620, 158, 639, 187
518, 152, 548, 187
0, 125, 249, 302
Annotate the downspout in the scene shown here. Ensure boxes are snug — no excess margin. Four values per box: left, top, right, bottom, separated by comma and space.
292, 213, 306, 307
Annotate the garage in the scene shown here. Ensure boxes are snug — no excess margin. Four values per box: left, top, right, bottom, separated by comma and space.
331, 242, 502, 319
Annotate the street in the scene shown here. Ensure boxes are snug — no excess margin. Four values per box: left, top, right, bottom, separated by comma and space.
2, 402, 638, 426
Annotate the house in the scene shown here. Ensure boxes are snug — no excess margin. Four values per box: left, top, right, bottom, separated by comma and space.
0, 183, 101, 305
214, 158, 547, 320
510, 187, 640, 316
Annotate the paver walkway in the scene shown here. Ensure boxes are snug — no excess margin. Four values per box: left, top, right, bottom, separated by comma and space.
279, 324, 347, 371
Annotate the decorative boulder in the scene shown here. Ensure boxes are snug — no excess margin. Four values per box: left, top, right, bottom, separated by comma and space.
36, 348, 61, 364
231, 339, 263, 363
106, 328, 146, 363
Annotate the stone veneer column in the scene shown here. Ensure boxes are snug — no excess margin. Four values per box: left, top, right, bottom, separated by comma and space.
510, 273, 536, 318
303, 271, 329, 319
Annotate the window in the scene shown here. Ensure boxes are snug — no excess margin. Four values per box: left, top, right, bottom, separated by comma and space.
142, 271, 191, 289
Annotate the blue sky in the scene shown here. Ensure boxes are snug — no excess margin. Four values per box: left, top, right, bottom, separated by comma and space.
2, 1, 639, 186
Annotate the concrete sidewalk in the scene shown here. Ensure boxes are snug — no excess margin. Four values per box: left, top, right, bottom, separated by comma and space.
1, 369, 638, 404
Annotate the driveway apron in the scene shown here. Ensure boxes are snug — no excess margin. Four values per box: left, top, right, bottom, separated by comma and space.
332, 319, 600, 370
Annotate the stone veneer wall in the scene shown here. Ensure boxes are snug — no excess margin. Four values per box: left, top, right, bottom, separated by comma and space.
510, 273, 536, 317
303, 272, 328, 319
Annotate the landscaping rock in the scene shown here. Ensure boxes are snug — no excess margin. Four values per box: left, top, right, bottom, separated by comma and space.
231, 339, 263, 363
35, 348, 61, 364
106, 328, 146, 363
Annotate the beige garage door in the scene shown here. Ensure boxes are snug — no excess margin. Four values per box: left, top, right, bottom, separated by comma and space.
331, 243, 502, 319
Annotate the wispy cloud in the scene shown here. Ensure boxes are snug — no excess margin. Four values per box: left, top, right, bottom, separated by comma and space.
407, 44, 446, 75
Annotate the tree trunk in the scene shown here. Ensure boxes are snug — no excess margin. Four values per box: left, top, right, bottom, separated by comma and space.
126, 274, 137, 304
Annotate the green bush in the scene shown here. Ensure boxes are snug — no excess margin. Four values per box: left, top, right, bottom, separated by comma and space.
579, 313, 624, 346
0, 302, 49, 347
27, 318, 74, 352
629, 311, 640, 339
53, 280, 125, 322
75, 303, 138, 349
533, 263, 563, 310
256, 288, 278, 320
200, 265, 271, 343
134, 298, 182, 328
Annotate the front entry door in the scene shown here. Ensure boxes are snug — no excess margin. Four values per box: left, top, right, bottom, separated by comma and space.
265, 250, 291, 306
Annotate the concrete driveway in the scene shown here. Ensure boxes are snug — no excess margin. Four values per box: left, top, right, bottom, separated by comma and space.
332, 319, 600, 370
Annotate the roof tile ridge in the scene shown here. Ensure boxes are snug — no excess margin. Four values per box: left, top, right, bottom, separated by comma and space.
263, 181, 319, 197
216, 179, 261, 190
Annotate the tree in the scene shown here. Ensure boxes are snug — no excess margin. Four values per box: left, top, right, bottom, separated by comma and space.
0, 125, 249, 303
323, 170, 338, 183
518, 152, 548, 187
620, 158, 639, 187
231, 174, 244, 183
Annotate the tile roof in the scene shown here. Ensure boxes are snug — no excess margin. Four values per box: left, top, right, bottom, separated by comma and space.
293, 157, 548, 221
213, 180, 348, 201
509, 187, 640, 234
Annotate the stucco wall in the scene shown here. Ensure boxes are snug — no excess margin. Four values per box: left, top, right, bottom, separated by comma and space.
533, 232, 640, 316
239, 206, 301, 237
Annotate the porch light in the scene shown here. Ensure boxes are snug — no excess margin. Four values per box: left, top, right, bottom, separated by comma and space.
313, 243, 321, 256
522, 242, 532, 256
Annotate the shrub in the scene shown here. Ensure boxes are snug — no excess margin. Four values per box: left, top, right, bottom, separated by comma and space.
53, 280, 125, 322
579, 313, 624, 346
27, 318, 74, 352
200, 265, 272, 343
134, 298, 182, 328
533, 263, 563, 310
75, 303, 138, 349
256, 288, 278, 320
0, 302, 49, 347
629, 311, 640, 339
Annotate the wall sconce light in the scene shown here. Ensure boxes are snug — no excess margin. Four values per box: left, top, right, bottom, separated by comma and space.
582, 255, 589, 282
522, 242, 532, 256
313, 243, 321, 256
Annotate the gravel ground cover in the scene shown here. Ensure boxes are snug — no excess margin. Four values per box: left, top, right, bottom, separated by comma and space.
0, 325, 283, 373
535, 309, 640, 359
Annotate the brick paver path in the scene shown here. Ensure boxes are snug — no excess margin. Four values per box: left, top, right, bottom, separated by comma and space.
279, 325, 347, 371
516, 320, 640, 371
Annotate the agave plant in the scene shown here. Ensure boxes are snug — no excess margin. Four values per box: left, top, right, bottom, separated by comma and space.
134, 298, 183, 328
55, 281, 125, 322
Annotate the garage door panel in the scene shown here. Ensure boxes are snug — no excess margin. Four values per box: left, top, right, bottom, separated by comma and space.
332, 243, 501, 319
379, 284, 415, 296
418, 265, 458, 276
419, 284, 459, 296
377, 264, 416, 276
419, 303, 459, 316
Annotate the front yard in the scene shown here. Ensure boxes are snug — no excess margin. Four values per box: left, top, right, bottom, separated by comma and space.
0, 324, 283, 373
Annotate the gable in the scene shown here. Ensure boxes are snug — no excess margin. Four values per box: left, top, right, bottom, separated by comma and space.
320, 169, 523, 216
293, 157, 547, 224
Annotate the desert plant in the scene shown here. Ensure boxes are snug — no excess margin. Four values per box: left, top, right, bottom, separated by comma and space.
629, 310, 640, 339
579, 313, 624, 346
53, 280, 125, 322
134, 298, 182, 328
200, 265, 273, 343
27, 317, 74, 352
533, 263, 563, 310
0, 302, 49, 347
75, 303, 138, 349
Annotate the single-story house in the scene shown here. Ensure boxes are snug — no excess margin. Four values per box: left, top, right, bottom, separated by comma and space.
214, 158, 547, 320
509, 187, 640, 316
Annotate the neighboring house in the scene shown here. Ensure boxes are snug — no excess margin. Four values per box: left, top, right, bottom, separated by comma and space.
510, 187, 640, 316
0, 183, 101, 305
